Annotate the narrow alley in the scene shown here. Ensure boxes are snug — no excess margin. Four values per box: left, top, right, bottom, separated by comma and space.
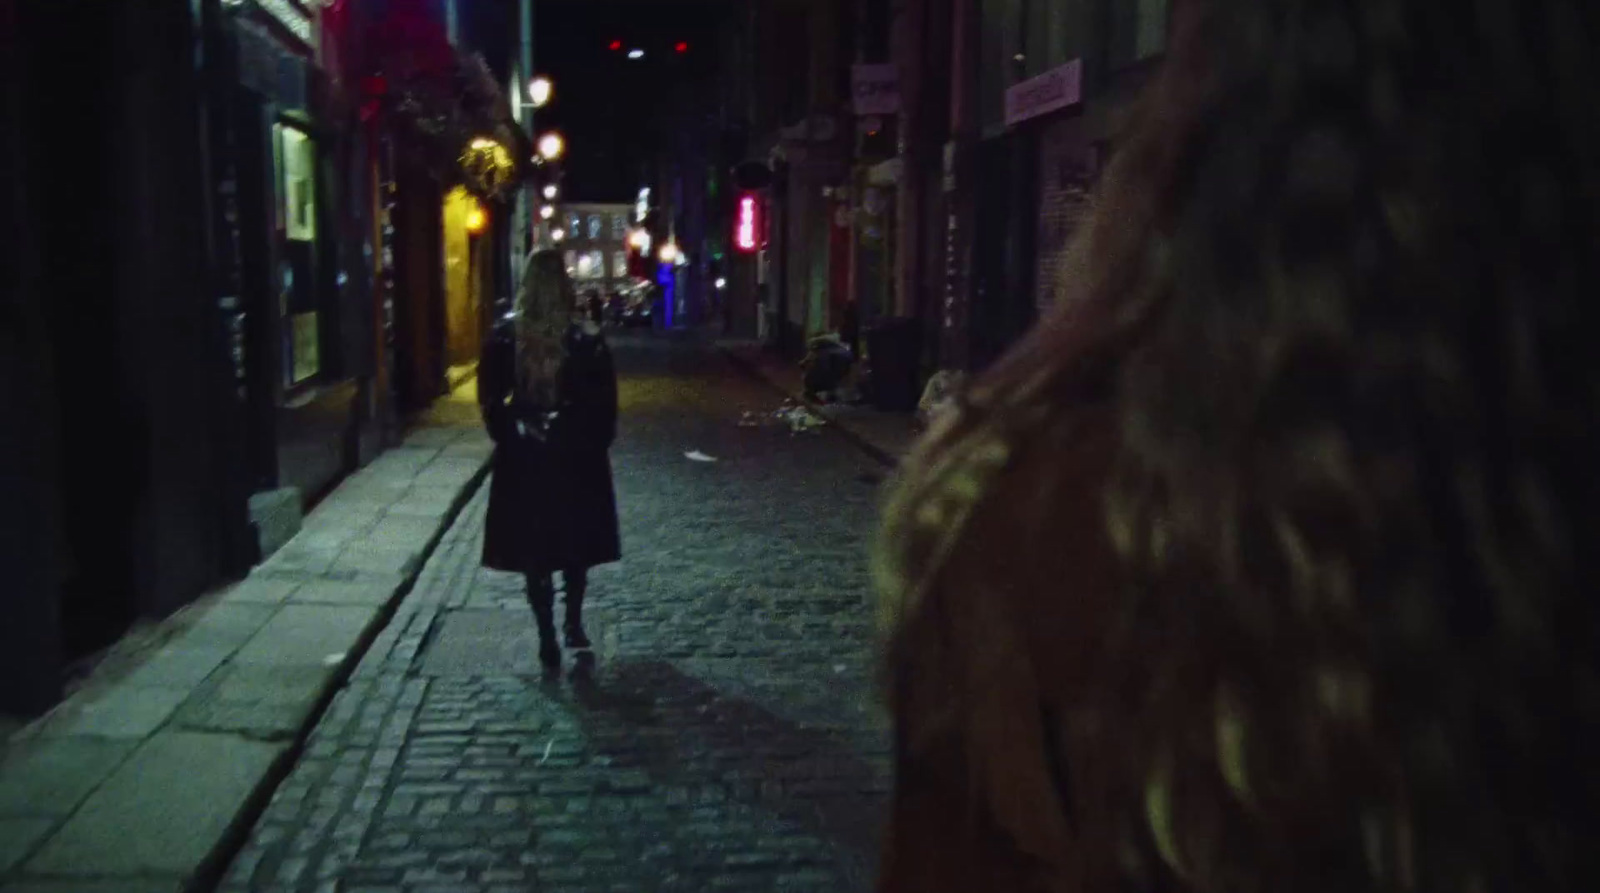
217, 334, 894, 893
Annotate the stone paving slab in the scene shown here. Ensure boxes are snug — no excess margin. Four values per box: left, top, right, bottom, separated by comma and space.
0, 879, 186, 893
175, 664, 339, 740
0, 739, 135, 817
25, 684, 190, 741
219, 577, 302, 606
25, 731, 287, 879
0, 414, 492, 890
231, 604, 386, 668
0, 819, 53, 876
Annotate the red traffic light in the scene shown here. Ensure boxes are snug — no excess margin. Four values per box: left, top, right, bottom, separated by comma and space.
609, 40, 623, 51
675, 41, 689, 53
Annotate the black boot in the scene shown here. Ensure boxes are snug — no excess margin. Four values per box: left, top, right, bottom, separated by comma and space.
526, 573, 561, 667
562, 568, 591, 650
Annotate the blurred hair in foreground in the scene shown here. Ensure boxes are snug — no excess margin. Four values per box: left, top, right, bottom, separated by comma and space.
876, 0, 1600, 891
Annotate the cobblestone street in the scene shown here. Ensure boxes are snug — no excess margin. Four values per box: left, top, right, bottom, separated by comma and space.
216, 334, 894, 893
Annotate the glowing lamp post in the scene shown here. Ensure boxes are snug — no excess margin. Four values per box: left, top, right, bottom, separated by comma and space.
537, 132, 565, 162
529, 76, 553, 108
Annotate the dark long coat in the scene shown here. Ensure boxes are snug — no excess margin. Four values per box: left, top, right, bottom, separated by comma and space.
480, 320, 621, 575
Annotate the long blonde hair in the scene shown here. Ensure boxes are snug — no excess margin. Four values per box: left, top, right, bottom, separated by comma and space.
514, 249, 573, 406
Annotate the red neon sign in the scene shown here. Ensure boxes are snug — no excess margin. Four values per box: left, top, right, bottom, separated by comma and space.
735, 194, 759, 252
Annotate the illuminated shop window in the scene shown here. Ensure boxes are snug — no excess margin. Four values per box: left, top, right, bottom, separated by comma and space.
275, 123, 319, 386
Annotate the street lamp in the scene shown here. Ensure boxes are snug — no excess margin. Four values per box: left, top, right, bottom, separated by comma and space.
552, 228, 566, 242
542, 184, 558, 200
627, 48, 645, 60
529, 76, 553, 108
537, 132, 565, 162
539, 204, 555, 220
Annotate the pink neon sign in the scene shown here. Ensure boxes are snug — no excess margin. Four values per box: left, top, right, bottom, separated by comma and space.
735, 194, 759, 252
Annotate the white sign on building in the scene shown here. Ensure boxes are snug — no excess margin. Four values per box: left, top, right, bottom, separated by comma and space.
1004, 58, 1084, 127
851, 64, 900, 116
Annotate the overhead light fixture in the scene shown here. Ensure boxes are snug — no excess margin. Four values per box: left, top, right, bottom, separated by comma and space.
542, 184, 558, 200
659, 243, 678, 264
540, 204, 555, 220
552, 228, 566, 242
529, 76, 553, 108
537, 132, 565, 161
628, 49, 645, 60
715, 277, 727, 290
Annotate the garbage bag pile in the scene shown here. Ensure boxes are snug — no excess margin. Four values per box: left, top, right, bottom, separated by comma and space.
738, 401, 828, 435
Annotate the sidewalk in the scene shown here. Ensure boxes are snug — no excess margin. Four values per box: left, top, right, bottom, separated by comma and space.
716, 339, 921, 467
0, 386, 492, 893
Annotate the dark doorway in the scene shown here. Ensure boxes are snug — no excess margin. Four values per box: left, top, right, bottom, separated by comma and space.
968, 133, 1039, 372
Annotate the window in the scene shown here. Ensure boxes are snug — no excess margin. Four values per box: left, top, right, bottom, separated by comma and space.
576, 250, 605, 280
612, 214, 628, 240
568, 213, 582, 239
587, 214, 603, 240
613, 251, 629, 279
274, 123, 319, 386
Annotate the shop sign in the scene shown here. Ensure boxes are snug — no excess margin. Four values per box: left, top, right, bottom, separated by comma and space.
852, 64, 900, 116
1005, 58, 1083, 127
735, 193, 760, 253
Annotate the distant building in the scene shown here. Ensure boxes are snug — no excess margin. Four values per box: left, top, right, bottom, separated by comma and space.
554, 203, 637, 298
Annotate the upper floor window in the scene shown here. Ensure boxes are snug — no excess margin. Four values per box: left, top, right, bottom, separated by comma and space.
587, 215, 603, 240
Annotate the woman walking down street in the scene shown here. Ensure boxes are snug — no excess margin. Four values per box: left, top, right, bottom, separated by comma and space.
480, 250, 621, 669
875, 1, 1600, 891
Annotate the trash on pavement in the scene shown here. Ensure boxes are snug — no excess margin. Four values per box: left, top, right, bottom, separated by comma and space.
773, 403, 826, 435
685, 450, 719, 463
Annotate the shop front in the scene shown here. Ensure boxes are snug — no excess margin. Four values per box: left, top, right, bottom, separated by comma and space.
224, 2, 368, 507
964, 57, 1087, 372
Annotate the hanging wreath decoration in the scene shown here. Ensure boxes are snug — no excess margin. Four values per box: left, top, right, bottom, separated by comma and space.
353, 0, 530, 201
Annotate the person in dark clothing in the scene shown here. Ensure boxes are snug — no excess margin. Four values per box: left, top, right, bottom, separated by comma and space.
479, 250, 621, 668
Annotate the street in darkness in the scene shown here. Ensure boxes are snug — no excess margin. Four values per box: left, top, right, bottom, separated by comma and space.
217, 334, 894, 893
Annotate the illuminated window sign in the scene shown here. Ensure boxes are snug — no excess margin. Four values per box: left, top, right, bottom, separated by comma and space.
735, 194, 759, 253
